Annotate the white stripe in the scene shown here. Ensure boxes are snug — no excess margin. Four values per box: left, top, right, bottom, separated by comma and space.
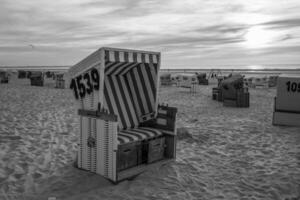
135, 129, 155, 137
140, 64, 155, 110
122, 130, 147, 140
104, 78, 123, 129
109, 51, 115, 62
145, 54, 150, 63
139, 127, 162, 136
111, 76, 130, 128
153, 54, 158, 63
105, 62, 124, 75
133, 67, 149, 114
126, 73, 142, 117
120, 132, 139, 141
119, 63, 139, 75
119, 52, 125, 62
102, 94, 108, 112
120, 76, 139, 127
137, 53, 142, 63
118, 135, 131, 143
128, 52, 134, 62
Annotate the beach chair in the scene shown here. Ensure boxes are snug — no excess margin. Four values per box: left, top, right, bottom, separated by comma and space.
29, 71, 44, 86
18, 70, 27, 79
160, 73, 172, 86
55, 73, 65, 89
0, 71, 9, 83
273, 74, 300, 126
68, 47, 177, 183
196, 73, 209, 85
221, 74, 249, 107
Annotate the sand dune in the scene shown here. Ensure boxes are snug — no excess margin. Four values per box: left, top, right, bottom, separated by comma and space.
0, 80, 299, 200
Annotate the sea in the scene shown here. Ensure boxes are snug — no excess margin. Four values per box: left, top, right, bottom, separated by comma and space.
1, 64, 300, 78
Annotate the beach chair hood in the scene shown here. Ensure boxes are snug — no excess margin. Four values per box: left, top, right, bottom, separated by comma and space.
68, 47, 161, 130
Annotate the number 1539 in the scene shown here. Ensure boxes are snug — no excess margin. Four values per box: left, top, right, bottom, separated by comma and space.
70, 68, 100, 99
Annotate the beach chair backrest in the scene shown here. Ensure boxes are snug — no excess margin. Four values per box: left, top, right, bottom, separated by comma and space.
69, 47, 161, 130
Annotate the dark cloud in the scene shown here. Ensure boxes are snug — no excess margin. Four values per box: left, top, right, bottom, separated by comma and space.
262, 18, 300, 29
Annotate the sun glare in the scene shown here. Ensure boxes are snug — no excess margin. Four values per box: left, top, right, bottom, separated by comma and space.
244, 26, 277, 49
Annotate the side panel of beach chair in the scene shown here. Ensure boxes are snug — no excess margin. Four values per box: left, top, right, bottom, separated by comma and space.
273, 74, 300, 127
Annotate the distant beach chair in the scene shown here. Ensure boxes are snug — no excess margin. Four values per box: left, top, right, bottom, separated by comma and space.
196, 73, 209, 85
68, 47, 178, 183
18, 70, 27, 79
55, 73, 65, 89
219, 74, 249, 107
160, 73, 172, 86
175, 73, 198, 93
29, 71, 44, 86
273, 74, 300, 126
252, 77, 269, 88
0, 71, 9, 83
268, 76, 278, 87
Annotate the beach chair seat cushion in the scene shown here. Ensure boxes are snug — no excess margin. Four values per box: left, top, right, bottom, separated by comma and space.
118, 127, 163, 145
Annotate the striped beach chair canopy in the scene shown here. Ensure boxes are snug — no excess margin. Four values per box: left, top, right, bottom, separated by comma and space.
69, 47, 161, 131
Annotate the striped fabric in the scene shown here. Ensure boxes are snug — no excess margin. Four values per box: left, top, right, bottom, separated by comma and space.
103, 49, 159, 130
117, 127, 163, 145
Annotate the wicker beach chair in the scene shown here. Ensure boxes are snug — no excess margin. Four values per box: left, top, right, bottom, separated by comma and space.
29, 71, 44, 86
55, 73, 65, 89
68, 47, 177, 183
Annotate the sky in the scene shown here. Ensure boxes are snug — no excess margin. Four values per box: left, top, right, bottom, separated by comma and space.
0, 0, 300, 69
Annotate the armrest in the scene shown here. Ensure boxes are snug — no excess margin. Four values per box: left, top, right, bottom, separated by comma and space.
140, 104, 177, 132
78, 109, 118, 122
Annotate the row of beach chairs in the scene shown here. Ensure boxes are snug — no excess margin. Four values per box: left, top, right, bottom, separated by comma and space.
16, 70, 67, 88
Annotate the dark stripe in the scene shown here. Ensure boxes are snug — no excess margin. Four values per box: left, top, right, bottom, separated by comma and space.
124, 52, 129, 62
110, 62, 129, 76
139, 127, 161, 137
104, 62, 115, 73
118, 133, 135, 142
137, 66, 152, 113
121, 130, 144, 140
114, 51, 120, 62
141, 53, 146, 63
105, 50, 109, 61
130, 69, 145, 114
116, 77, 135, 128
118, 137, 125, 144
133, 53, 137, 62
124, 74, 139, 121
117, 62, 136, 75
154, 63, 158, 75
144, 63, 156, 100
149, 54, 153, 63
108, 76, 127, 129
104, 83, 114, 114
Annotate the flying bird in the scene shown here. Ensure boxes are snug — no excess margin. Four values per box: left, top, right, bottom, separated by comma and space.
29, 44, 35, 49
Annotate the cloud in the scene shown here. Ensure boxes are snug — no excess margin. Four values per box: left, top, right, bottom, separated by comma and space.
0, 0, 300, 67
262, 18, 300, 29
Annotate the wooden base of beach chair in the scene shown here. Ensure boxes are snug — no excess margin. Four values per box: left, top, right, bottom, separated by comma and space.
55, 80, 65, 89
116, 134, 176, 183
212, 88, 222, 101
273, 111, 300, 127
237, 91, 249, 107
30, 79, 44, 86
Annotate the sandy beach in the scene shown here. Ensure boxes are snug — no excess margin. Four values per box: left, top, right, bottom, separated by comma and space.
0, 76, 299, 200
